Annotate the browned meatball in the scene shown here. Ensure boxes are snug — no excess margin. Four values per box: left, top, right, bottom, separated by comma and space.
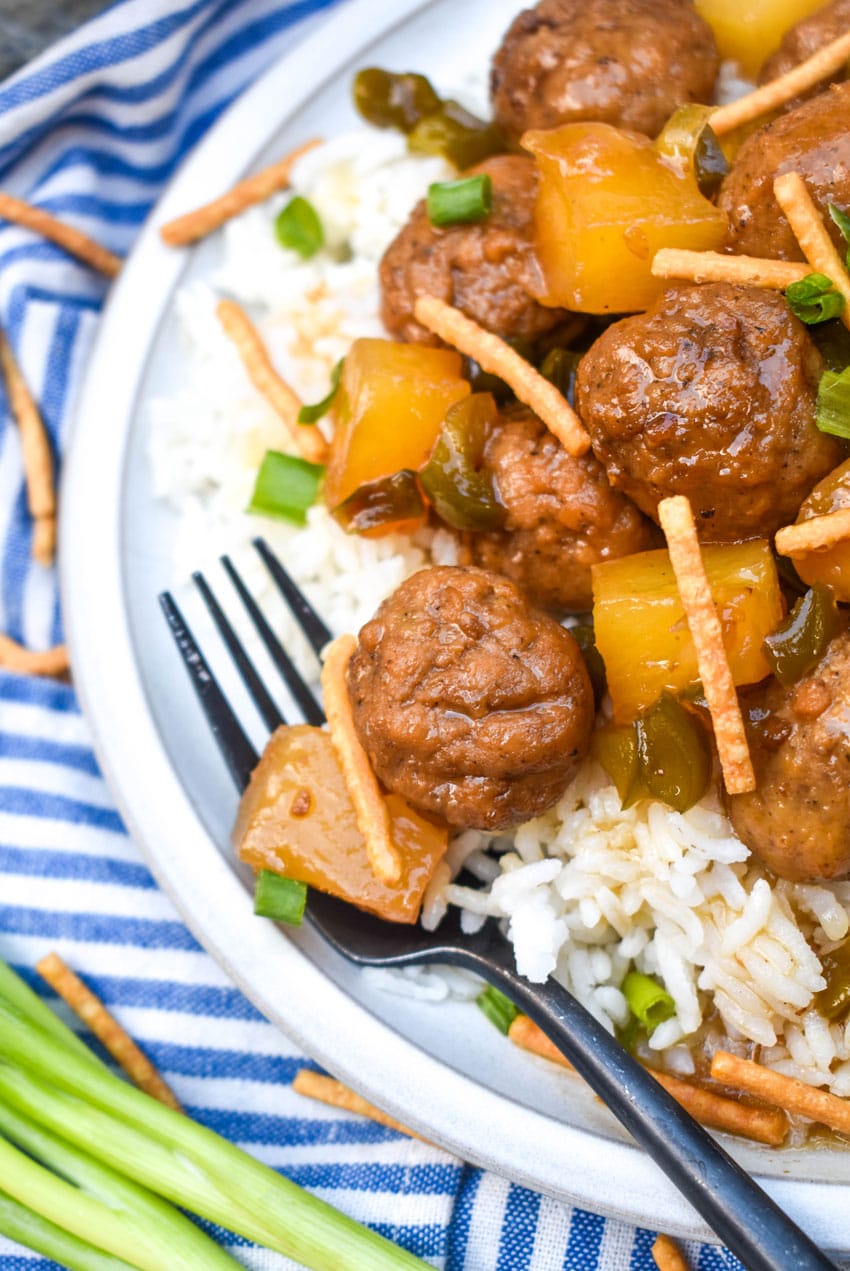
729, 630, 850, 882
759, 0, 850, 108
469, 405, 660, 612
347, 566, 594, 830
490, 0, 719, 141
380, 155, 571, 347
575, 283, 841, 540
718, 83, 850, 260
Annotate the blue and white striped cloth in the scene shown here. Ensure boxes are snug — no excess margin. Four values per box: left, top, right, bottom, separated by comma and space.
0, 3, 746, 1267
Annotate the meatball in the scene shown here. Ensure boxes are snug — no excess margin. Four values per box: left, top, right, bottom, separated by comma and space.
728, 630, 850, 882
347, 566, 594, 830
380, 155, 572, 347
469, 405, 660, 612
490, 0, 719, 141
759, 0, 850, 107
718, 83, 850, 260
575, 283, 841, 540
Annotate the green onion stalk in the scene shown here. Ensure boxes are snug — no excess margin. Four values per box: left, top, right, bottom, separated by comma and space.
0, 1099, 239, 1270
0, 1188, 137, 1271
0, 988, 431, 1271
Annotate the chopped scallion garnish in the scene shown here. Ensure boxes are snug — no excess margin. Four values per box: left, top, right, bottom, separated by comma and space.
427, 174, 492, 227
247, 451, 324, 525
254, 871, 308, 925
621, 971, 675, 1033
275, 196, 324, 259
816, 366, 850, 440
298, 359, 343, 424
829, 203, 850, 270
476, 986, 518, 1035
786, 273, 845, 325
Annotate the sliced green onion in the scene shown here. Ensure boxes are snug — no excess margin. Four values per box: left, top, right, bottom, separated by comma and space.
247, 450, 324, 525
254, 870, 308, 925
275, 196, 324, 259
0, 1189, 135, 1271
0, 1000, 429, 1270
622, 971, 675, 1033
0, 959, 95, 1061
829, 203, 850, 269
786, 272, 845, 325
427, 174, 492, 226
476, 986, 518, 1035
298, 359, 343, 424
816, 366, 850, 439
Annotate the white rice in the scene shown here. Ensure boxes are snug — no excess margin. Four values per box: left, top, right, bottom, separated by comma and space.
149, 113, 850, 1095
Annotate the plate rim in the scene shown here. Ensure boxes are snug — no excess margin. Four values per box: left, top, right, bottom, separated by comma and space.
58, 0, 849, 1250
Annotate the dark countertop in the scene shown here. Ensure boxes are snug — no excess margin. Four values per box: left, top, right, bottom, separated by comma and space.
0, 0, 111, 82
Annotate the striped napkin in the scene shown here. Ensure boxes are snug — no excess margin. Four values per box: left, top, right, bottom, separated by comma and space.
0, 2, 748, 1267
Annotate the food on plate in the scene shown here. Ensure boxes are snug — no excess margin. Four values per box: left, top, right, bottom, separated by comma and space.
467, 403, 659, 611
152, 0, 850, 1144
346, 566, 594, 830
380, 154, 573, 345
490, 0, 720, 139
695, 0, 826, 76
781, 458, 850, 598
729, 628, 850, 881
523, 118, 728, 313
760, 0, 850, 103
592, 539, 783, 722
718, 82, 850, 259
575, 283, 840, 538
235, 724, 447, 921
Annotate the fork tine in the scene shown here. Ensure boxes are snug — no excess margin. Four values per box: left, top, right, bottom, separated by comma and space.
253, 537, 333, 656
221, 555, 325, 727
192, 569, 285, 733
159, 591, 258, 791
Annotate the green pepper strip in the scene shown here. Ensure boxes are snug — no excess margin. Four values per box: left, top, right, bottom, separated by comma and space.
592, 695, 710, 815
333, 469, 426, 535
352, 68, 441, 133
816, 941, 850, 1021
420, 393, 505, 531
762, 583, 845, 687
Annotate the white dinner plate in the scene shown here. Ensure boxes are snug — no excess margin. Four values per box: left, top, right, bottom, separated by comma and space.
60, 0, 850, 1250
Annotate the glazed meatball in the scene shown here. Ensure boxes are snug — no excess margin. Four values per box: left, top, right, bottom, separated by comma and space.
347, 566, 594, 830
718, 83, 850, 260
469, 405, 660, 612
380, 155, 571, 346
729, 630, 850, 882
575, 283, 841, 540
490, 0, 719, 141
759, 0, 850, 107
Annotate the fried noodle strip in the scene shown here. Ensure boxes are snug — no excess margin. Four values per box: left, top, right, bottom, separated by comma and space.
658, 496, 755, 795
776, 507, 850, 556
509, 1015, 785, 1145
773, 171, 850, 332
0, 634, 68, 678
711, 1050, 850, 1136
160, 138, 321, 247
292, 1070, 429, 1142
321, 634, 402, 885
413, 295, 590, 457
710, 30, 850, 136
0, 331, 56, 566
651, 248, 809, 291
36, 953, 182, 1111
0, 192, 121, 277
216, 299, 328, 464
652, 1234, 689, 1271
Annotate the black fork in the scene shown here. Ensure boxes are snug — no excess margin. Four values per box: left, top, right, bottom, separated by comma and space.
160, 537, 836, 1271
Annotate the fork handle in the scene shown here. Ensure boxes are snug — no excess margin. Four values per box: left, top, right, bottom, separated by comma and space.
447, 947, 836, 1271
